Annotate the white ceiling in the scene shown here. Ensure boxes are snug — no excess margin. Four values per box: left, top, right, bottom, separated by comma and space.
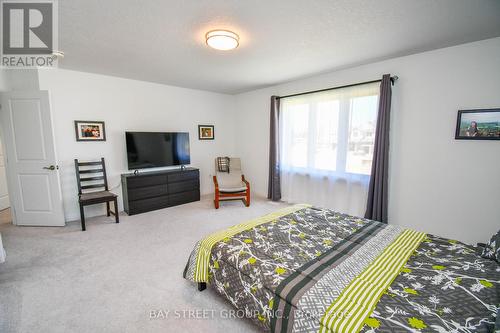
58, 0, 500, 94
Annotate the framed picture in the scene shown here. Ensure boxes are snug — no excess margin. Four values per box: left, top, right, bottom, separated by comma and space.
198, 125, 214, 140
455, 109, 500, 140
74, 121, 106, 141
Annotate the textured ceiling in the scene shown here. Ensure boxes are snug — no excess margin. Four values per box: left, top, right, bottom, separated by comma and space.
58, 0, 500, 94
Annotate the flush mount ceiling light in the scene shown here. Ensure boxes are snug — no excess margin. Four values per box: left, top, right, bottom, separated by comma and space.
205, 30, 239, 51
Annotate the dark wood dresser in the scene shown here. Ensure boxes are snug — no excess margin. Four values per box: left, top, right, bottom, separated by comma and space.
121, 168, 200, 215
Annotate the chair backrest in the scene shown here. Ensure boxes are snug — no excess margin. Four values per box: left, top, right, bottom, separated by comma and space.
74, 158, 109, 194
214, 157, 242, 173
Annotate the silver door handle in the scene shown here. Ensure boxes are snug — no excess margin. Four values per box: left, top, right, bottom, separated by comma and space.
43, 165, 58, 170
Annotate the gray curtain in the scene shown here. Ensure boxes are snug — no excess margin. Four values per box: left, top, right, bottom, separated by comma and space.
268, 96, 281, 201
365, 74, 392, 222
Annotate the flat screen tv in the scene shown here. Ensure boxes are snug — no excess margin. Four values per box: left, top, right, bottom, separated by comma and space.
126, 132, 190, 170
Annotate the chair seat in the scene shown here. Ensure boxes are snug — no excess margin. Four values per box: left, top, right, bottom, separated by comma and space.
219, 184, 248, 193
79, 191, 117, 203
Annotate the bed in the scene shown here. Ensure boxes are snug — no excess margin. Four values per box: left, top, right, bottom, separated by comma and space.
184, 204, 500, 332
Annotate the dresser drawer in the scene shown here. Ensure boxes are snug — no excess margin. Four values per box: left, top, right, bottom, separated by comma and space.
127, 174, 168, 189
168, 190, 200, 207
128, 184, 168, 201
128, 195, 169, 214
168, 170, 199, 183
168, 179, 199, 194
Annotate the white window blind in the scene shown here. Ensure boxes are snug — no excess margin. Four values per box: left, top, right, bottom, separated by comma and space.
281, 82, 379, 175
280, 82, 380, 215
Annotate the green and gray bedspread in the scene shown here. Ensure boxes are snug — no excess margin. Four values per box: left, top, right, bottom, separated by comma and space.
183, 205, 500, 332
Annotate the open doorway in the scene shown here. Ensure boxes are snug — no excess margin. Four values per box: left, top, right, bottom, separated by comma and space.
0, 209, 11, 225
0, 135, 9, 264
0, 136, 11, 226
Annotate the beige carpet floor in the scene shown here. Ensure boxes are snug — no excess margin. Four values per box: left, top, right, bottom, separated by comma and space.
0, 196, 289, 333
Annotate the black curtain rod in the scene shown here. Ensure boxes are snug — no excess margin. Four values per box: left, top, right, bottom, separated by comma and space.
277, 75, 398, 100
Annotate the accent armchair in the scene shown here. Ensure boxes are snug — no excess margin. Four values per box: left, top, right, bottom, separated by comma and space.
213, 157, 250, 209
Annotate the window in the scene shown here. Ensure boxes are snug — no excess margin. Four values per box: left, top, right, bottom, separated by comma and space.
280, 82, 379, 176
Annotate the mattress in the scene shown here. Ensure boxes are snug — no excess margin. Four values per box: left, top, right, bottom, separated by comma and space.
184, 204, 499, 332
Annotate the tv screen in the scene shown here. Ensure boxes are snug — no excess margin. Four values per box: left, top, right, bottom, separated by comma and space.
126, 132, 190, 170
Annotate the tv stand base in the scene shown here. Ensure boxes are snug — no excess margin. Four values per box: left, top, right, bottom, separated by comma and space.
121, 168, 200, 215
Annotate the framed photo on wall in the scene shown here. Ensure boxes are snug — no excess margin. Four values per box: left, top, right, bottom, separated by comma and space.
74, 120, 106, 141
455, 109, 500, 140
198, 125, 214, 140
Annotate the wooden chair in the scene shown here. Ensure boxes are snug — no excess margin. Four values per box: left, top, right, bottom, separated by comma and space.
74, 158, 119, 231
213, 157, 250, 209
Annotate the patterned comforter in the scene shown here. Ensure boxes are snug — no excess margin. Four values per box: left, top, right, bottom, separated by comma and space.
183, 205, 500, 332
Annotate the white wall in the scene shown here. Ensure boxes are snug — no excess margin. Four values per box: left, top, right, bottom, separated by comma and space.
234, 37, 500, 245
0, 69, 39, 91
38, 69, 236, 221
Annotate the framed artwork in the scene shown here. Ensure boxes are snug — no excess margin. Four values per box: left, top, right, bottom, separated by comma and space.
198, 125, 214, 140
74, 121, 106, 141
455, 109, 500, 140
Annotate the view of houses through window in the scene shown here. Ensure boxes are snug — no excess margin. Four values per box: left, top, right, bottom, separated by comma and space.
280, 82, 379, 176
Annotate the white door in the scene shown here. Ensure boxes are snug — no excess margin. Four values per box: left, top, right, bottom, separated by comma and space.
0, 138, 9, 210
0, 91, 65, 226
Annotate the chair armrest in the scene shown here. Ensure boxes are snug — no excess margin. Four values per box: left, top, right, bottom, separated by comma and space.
241, 175, 250, 188
213, 175, 219, 191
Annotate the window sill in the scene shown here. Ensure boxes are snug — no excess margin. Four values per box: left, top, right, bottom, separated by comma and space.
281, 167, 370, 182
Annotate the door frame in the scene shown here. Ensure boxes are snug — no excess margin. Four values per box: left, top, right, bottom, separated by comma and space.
0, 94, 17, 225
